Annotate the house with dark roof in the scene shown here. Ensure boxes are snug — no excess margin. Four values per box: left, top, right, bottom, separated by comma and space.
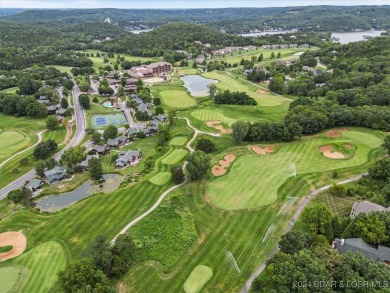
275, 60, 287, 66
150, 119, 161, 127
79, 154, 99, 169
44, 166, 67, 185
334, 238, 390, 263
145, 126, 159, 136
127, 128, 139, 138
107, 135, 129, 148
24, 179, 45, 192
115, 149, 142, 168
350, 201, 390, 219
155, 114, 167, 122
89, 144, 109, 155
47, 104, 60, 114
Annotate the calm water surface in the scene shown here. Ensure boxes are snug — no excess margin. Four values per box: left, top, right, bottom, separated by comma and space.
180, 75, 218, 97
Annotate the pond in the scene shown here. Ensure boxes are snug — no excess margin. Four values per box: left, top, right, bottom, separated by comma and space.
180, 75, 218, 97
331, 30, 385, 44
35, 174, 124, 212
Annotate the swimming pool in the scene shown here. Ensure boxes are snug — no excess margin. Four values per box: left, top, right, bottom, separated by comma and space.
102, 100, 114, 108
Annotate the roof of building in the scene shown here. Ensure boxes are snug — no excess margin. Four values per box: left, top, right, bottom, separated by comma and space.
335, 238, 390, 262
92, 144, 107, 152
24, 179, 44, 190
352, 201, 390, 215
80, 154, 99, 167
107, 135, 127, 146
44, 166, 67, 183
146, 62, 172, 69
116, 149, 141, 166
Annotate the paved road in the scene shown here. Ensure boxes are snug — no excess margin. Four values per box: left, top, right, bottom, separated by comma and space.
110, 118, 219, 245
0, 84, 87, 200
240, 173, 367, 293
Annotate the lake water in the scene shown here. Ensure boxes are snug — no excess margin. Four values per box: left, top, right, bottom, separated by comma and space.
240, 31, 293, 37
36, 174, 124, 212
331, 31, 385, 44
180, 75, 218, 97
129, 29, 153, 34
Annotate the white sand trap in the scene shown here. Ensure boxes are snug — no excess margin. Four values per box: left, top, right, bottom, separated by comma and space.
0, 231, 27, 262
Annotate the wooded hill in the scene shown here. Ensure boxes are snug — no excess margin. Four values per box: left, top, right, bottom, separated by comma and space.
4, 6, 390, 33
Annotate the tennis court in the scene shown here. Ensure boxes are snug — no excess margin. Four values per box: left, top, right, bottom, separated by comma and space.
90, 113, 127, 128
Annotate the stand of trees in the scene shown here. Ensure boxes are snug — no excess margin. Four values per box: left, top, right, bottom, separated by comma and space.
214, 90, 257, 106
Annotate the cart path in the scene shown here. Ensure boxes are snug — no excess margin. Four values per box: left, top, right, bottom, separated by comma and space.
240, 173, 367, 293
110, 118, 219, 245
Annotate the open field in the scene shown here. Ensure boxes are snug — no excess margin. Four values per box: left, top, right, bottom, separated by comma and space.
161, 149, 188, 165
47, 65, 74, 74
149, 172, 172, 185
159, 90, 196, 108
169, 136, 188, 146
208, 128, 386, 210
183, 265, 213, 293
0, 126, 67, 189
0, 241, 66, 293
0, 87, 18, 94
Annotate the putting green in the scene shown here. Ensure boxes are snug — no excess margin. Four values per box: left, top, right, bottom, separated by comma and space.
0, 131, 26, 149
183, 265, 213, 293
209, 129, 385, 210
7, 241, 66, 293
149, 172, 172, 185
169, 136, 188, 146
160, 90, 196, 108
162, 149, 188, 165
0, 266, 23, 293
191, 109, 236, 126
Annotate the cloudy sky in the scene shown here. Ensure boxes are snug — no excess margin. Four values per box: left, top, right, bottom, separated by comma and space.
1, 0, 389, 9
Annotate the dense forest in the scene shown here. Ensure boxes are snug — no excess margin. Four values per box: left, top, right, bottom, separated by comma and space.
3, 6, 390, 33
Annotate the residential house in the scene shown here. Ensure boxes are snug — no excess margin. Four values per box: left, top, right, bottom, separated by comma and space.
204, 43, 211, 48
289, 44, 298, 48
145, 126, 159, 136
275, 60, 287, 66
350, 201, 390, 219
333, 238, 390, 263
89, 144, 109, 155
44, 166, 67, 185
56, 108, 67, 116
270, 45, 280, 50
155, 114, 167, 122
150, 119, 161, 127
47, 104, 60, 114
302, 66, 315, 72
194, 41, 203, 45
107, 135, 129, 148
24, 179, 45, 192
288, 58, 299, 64
290, 35, 297, 39
262, 45, 271, 49
300, 44, 310, 48
243, 69, 253, 75
124, 78, 138, 92
115, 149, 142, 168
279, 44, 290, 49
127, 128, 139, 138
196, 55, 205, 64
79, 154, 99, 169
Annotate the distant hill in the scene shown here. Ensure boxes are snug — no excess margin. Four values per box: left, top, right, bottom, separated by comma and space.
0, 8, 25, 17
6, 6, 390, 33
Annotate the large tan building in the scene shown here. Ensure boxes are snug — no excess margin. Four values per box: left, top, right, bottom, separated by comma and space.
145, 62, 172, 75
129, 62, 172, 78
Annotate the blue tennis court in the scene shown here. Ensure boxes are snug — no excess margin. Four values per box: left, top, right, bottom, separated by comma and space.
90, 113, 127, 128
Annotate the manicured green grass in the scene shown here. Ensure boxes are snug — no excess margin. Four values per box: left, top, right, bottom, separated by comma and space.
0, 87, 18, 94
208, 128, 385, 210
47, 65, 74, 74
0, 245, 13, 253
0, 241, 66, 293
183, 265, 213, 293
169, 136, 188, 146
149, 172, 172, 185
161, 149, 188, 165
159, 90, 196, 108
202, 71, 285, 107
0, 266, 23, 293
0, 131, 29, 161
191, 108, 237, 126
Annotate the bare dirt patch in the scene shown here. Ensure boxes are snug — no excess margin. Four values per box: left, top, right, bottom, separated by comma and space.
178, 70, 185, 76
325, 128, 349, 138
319, 145, 345, 159
345, 144, 352, 149
243, 55, 249, 59
256, 88, 269, 95
206, 120, 232, 134
252, 146, 274, 155
212, 154, 235, 176
0, 231, 27, 262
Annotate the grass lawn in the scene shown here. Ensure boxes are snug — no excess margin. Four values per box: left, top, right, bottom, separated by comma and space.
169, 136, 188, 146
161, 149, 188, 165
208, 128, 385, 210
202, 71, 285, 107
0, 245, 13, 253
47, 65, 74, 75
149, 172, 172, 185
0, 241, 66, 293
159, 90, 196, 108
183, 265, 213, 293
0, 87, 18, 94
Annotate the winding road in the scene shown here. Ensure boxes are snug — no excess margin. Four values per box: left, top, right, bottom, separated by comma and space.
110, 118, 219, 245
240, 173, 367, 293
0, 84, 87, 200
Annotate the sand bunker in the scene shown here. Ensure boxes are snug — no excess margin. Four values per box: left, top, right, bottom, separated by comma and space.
345, 144, 352, 149
256, 88, 269, 95
178, 70, 185, 76
212, 154, 235, 176
320, 145, 345, 159
325, 128, 348, 138
0, 231, 27, 262
252, 146, 274, 155
206, 120, 232, 134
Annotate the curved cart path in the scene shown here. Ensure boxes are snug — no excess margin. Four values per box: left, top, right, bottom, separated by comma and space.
240, 173, 367, 293
0, 130, 47, 169
110, 118, 219, 245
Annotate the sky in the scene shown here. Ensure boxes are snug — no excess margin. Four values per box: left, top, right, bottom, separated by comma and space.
1, 0, 389, 9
